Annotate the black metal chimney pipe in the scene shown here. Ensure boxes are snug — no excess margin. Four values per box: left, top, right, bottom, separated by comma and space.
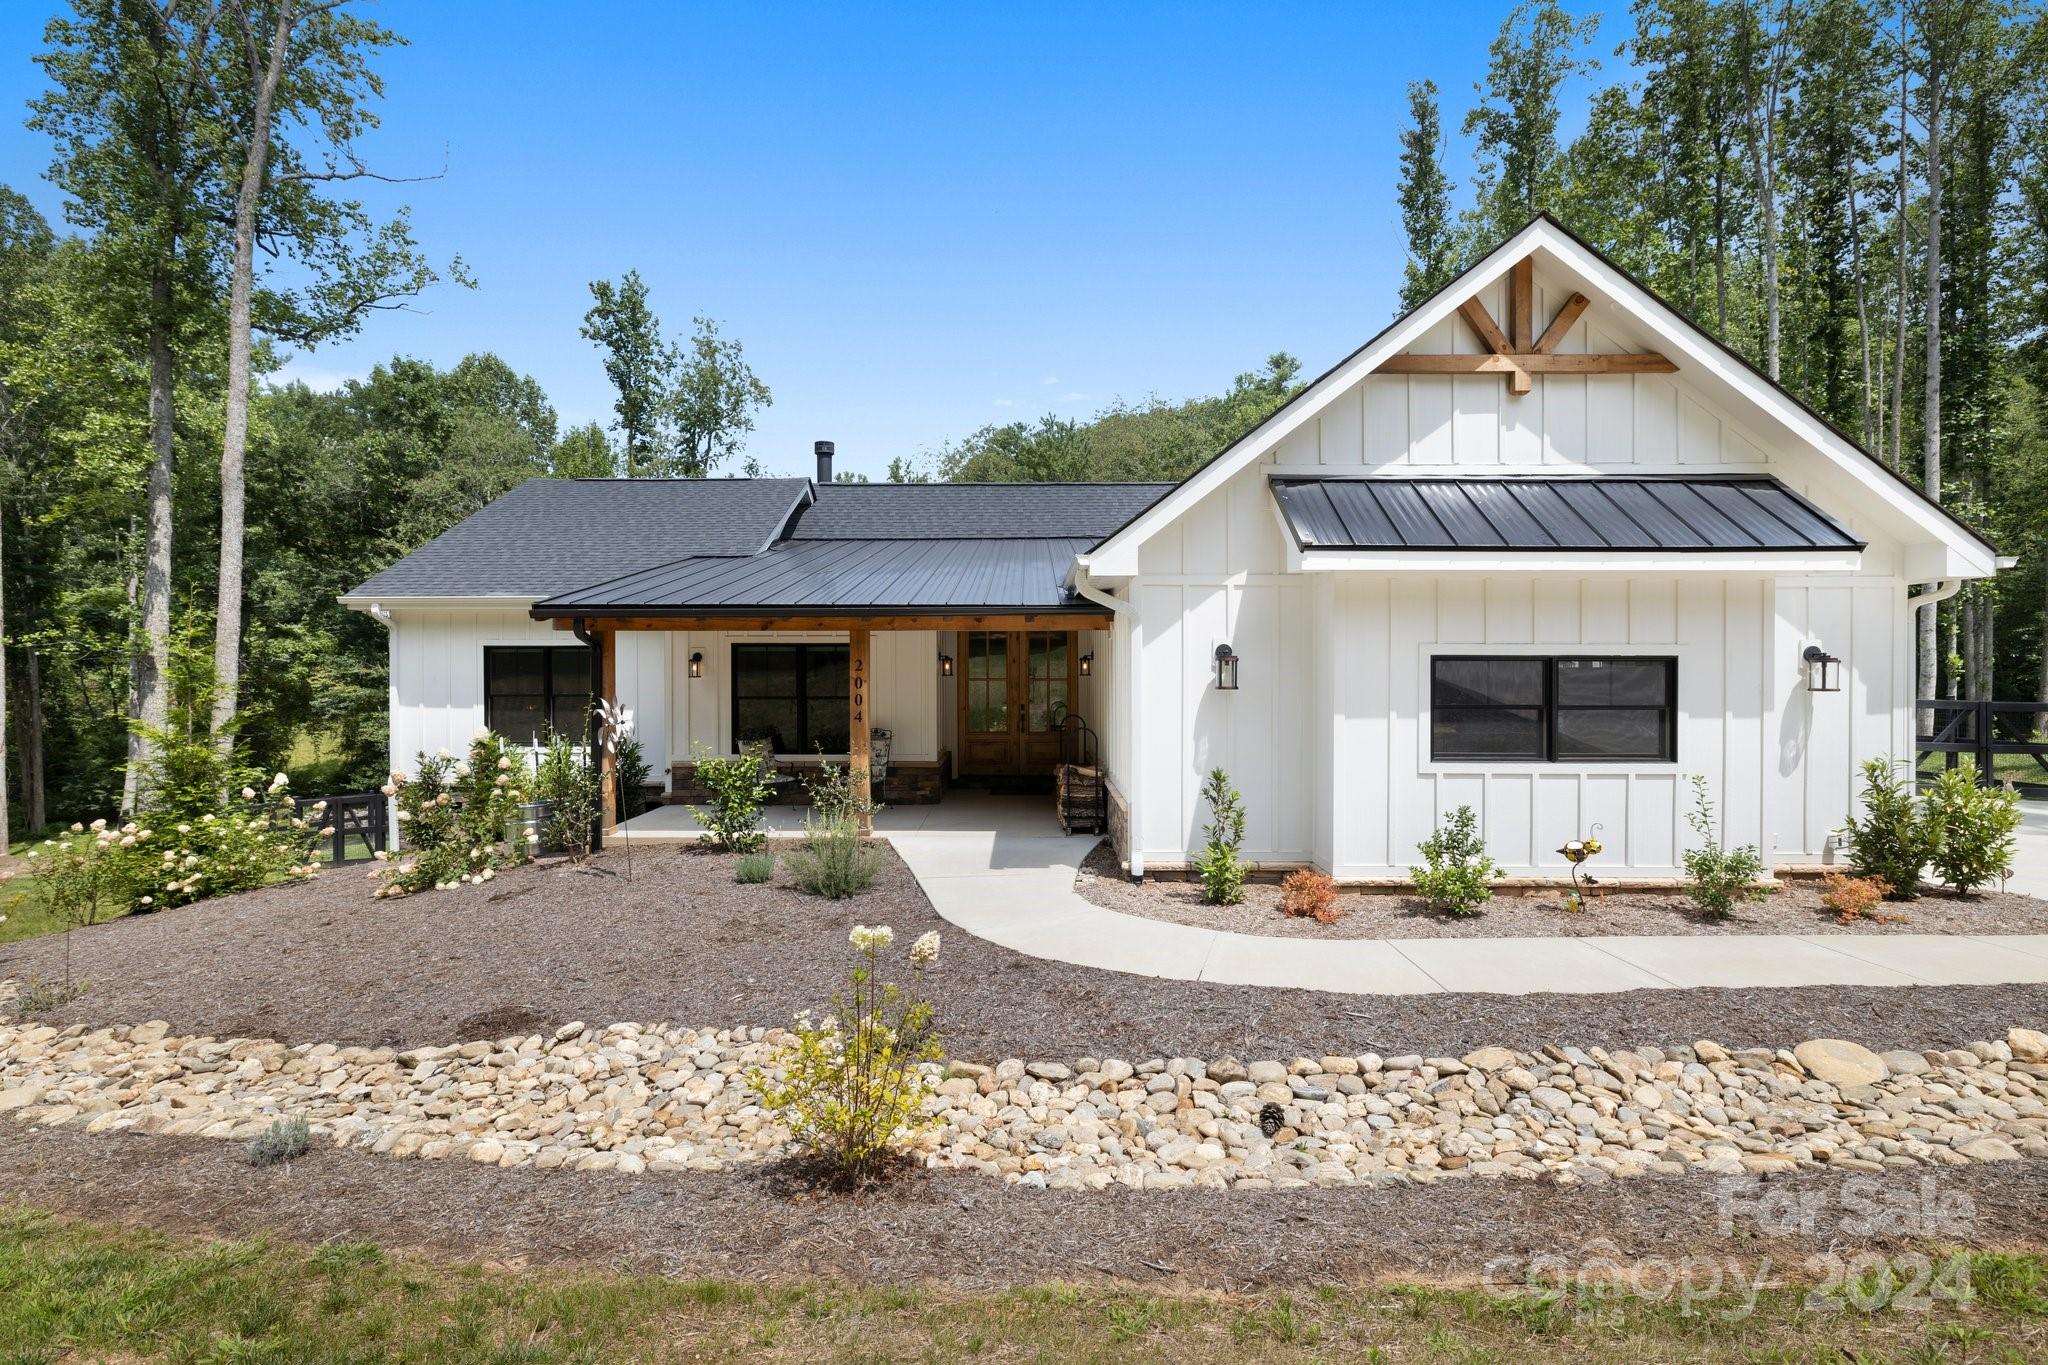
814, 440, 834, 484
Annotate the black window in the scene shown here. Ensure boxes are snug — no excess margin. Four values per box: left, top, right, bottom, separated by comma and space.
1431, 656, 1675, 763
731, 643, 849, 754
484, 646, 591, 744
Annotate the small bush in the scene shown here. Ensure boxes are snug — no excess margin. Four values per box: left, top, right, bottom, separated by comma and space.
1821, 872, 1896, 924
786, 816, 880, 899
531, 729, 601, 858
1410, 806, 1499, 917
691, 743, 773, 854
1279, 869, 1340, 924
1680, 775, 1769, 918
750, 924, 943, 1184
735, 852, 775, 884
615, 735, 653, 819
11, 975, 88, 1018
1922, 760, 2020, 896
804, 756, 879, 827
1844, 758, 1942, 899
244, 1116, 312, 1167
1195, 768, 1247, 906
375, 732, 531, 896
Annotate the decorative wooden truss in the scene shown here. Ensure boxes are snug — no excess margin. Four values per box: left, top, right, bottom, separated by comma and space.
1373, 258, 1675, 396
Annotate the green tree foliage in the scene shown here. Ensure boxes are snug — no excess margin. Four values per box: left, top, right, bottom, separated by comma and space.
580, 270, 666, 477
668, 315, 772, 478
1397, 80, 1458, 310
1461, 0, 1601, 241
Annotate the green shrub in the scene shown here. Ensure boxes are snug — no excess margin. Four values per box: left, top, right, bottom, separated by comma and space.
1922, 760, 2021, 896
804, 755, 879, 826
1845, 758, 1941, 899
1679, 775, 1768, 918
244, 1116, 312, 1167
615, 735, 653, 819
749, 924, 943, 1184
375, 732, 531, 897
532, 729, 600, 858
785, 815, 880, 899
735, 852, 775, 885
1195, 768, 1247, 905
691, 743, 772, 853
1410, 805, 1500, 917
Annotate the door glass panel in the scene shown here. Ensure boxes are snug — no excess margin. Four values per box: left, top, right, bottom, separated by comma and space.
1025, 633, 1068, 732
966, 632, 1008, 733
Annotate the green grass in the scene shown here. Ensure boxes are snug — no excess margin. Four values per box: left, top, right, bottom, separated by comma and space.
0, 1209, 2043, 1363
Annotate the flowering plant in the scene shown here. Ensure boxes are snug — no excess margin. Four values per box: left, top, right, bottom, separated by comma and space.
374, 731, 531, 897
749, 924, 944, 1184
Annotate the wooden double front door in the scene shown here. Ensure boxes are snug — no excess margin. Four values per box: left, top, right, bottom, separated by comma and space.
956, 630, 1077, 777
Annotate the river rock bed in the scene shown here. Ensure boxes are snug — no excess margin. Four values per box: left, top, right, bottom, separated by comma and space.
4, 1004, 2046, 1192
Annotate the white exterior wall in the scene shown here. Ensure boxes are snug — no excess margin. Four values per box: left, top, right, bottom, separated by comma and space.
385, 607, 669, 781
664, 629, 940, 765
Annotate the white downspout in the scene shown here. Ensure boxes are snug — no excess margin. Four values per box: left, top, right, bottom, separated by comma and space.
1906, 578, 1964, 611
1073, 563, 1142, 880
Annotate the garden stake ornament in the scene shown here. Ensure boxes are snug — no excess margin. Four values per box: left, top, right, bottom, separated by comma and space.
1558, 824, 1604, 912
596, 699, 636, 879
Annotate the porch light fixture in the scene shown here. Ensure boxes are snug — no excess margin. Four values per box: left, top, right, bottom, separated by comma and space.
688, 651, 703, 680
1801, 645, 1840, 693
1079, 651, 1093, 677
1213, 642, 1240, 691
939, 652, 954, 677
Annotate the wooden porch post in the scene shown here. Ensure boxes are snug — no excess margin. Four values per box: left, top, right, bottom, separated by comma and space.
599, 626, 619, 832
848, 625, 871, 833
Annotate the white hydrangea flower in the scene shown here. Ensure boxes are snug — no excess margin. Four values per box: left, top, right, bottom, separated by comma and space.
241, 787, 257, 800
89, 818, 106, 832
910, 931, 941, 966
497, 756, 512, 770
848, 924, 894, 952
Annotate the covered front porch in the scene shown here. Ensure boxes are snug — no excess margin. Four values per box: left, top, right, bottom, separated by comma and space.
613, 788, 1071, 841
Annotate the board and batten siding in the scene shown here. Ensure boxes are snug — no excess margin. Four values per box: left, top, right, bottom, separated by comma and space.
665, 629, 940, 764
385, 608, 669, 783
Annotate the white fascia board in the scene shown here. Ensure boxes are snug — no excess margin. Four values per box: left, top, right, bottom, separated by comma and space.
1295, 550, 1865, 574
1081, 223, 1555, 577
336, 594, 540, 611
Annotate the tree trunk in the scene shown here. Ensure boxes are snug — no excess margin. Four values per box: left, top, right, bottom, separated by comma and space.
1960, 589, 1977, 700
1891, 6, 1910, 474
1850, 183, 1875, 451
211, 5, 295, 749
131, 275, 177, 811
22, 647, 43, 834
0, 508, 8, 856
1915, 46, 1943, 715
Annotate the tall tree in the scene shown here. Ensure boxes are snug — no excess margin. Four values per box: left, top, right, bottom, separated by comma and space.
0, 190, 58, 850
1397, 79, 1457, 310
32, 0, 227, 810
1462, 0, 1600, 239
1736, 0, 1796, 379
207, 0, 444, 746
665, 315, 771, 478
580, 271, 666, 477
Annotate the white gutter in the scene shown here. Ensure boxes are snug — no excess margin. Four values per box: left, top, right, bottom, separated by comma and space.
1907, 579, 1965, 610
1072, 566, 1143, 881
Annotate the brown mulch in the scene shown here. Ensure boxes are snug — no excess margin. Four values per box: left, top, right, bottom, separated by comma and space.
3, 843, 2046, 1059
2, 1123, 2042, 1290
1076, 843, 2048, 940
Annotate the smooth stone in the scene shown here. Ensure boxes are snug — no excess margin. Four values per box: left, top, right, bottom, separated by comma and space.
1793, 1039, 1888, 1089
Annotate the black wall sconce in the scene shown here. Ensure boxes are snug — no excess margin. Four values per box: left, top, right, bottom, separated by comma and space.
688, 651, 703, 679
938, 653, 954, 677
1801, 645, 1840, 693
1079, 652, 1094, 677
1214, 642, 1240, 691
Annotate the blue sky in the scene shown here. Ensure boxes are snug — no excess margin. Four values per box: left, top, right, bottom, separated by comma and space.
1, 2, 1603, 481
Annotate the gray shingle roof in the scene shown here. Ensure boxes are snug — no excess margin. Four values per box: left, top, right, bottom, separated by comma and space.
1271, 475, 1864, 552
790, 482, 1174, 540
535, 538, 1098, 615
343, 478, 812, 600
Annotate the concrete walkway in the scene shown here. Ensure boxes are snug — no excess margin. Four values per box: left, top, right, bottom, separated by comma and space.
626, 794, 2048, 996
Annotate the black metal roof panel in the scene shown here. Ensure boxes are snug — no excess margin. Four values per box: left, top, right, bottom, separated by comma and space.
1270, 476, 1864, 553
534, 537, 1099, 615
345, 478, 813, 599
790, 482, 1174, 540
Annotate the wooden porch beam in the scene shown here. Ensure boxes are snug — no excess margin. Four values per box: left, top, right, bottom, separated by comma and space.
848, 625, 871, 834
545, 612, 1115, 633
1533, 292, 1590, 353
1455, 297, 1513, 356
1373, 352, 1676, 376
1509, 258, 1534, 352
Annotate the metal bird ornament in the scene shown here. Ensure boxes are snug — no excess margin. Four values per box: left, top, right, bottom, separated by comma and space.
1557, 824, 1604, 910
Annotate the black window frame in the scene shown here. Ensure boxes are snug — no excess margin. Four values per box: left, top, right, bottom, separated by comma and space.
729, 642, 850, 756
1430, 655, 1677, 764
482, 645, 592, 743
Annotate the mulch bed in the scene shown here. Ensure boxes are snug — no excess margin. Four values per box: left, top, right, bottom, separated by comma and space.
4, 842, 2046, 1059
2, 1123, 2042, 1290
1076, 844, 2048, 940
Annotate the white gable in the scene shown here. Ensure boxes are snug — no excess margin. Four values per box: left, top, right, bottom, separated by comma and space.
1079, 216, 1997, 581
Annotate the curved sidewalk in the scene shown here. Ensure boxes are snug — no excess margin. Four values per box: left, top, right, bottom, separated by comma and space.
884, 830, 2048, 997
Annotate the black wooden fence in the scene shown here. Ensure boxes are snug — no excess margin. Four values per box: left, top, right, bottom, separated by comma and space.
295, 792, 389, 865
1915, 699, 2048, 798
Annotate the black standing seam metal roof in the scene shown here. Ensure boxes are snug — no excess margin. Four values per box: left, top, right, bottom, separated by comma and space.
1269, 476, 1865, 553
532, 537, 1102, 615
